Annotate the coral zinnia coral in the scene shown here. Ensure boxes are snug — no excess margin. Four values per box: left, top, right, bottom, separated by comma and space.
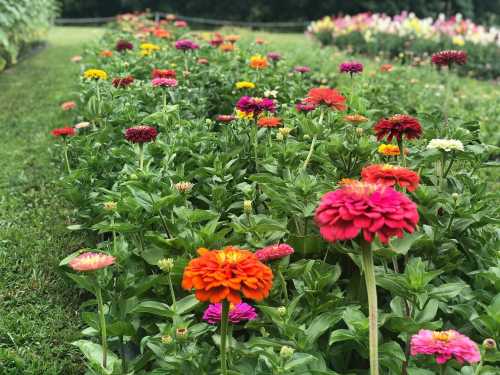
152, 69, 176, 79
249, 55, 268, 69
410, 329, 480, 364
257, 117, 282, 128
304, 87, 346, 111
373, 114, 422, 142
182, 246, 273, 304
255, 244, 294, 262
125, 125, 158, 143
51, 127, 75, 137
69, 252, 116, 272
315, 181, 419, 244
361, 164, 420, 192
203, 302, 258, 324
431, 50, 467, 67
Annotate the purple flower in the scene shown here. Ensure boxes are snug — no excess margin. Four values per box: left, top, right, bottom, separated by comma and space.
175, 39, 200, 51
151, 78, 178, 87
339, 61, 364, 74
203, 303, 258, 324
236, 96, 276, 115
294, 66, 311, 74
267, 52, 282, 62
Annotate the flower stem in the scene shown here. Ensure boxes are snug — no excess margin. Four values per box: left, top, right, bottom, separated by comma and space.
277, 269, 289, 304
167, 273, 176, 309
443, 67, 451, 134
397, 139, 406, 167
63, 140, 72, 174
361, 241, 379, 375
440, 364, 447, 375
302, 135, 317, 171
162, 90, 167, 111
138, 143, 144, 170
220, 300, 230, 375
96, 286, 108, 368
473, 360, 483, 375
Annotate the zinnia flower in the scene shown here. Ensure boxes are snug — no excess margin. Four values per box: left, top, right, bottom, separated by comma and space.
210, 38, 224, 47
152, 69, 176, 79
140, 43, 160, 52
257, 117, 282, 128
182, 246, 273, 304
100, 50, 113, 57
380, 64, 393, 72
236, 96, 276, 116
51, 127, 75, 137
410, 330, 480, 364
69, 252, 116, 272
294, 66, 311, 73
70, 55, 82, 63
125, 125, 158, 143
175, 39, 199, 51
225, 34, 240, 44
304, 87, 346, 111
267, 52, 282, 62
112, 75, 134, 88
152, 78, 178, 87
61, 101, 76, 111
373, 114, 422, 142
174, 20, 188, 28
220, 43, 235, 52
344, 114, 368, 124
249, 55, 268, 69
431, 50, 467, 67
153, 28, 171, 38
361, 164, 420, 192
116, 39, 133, 51
216, 114, 236, 123
339, 61, 364, 74
255, 244, 294, 262
378, 144, 405, 156
83, 69, 108, 80
296, 101, 317, 112
235, 81, 255, 89
315, 181, 419, 244
427, 139, 464, 152
197, 58, 209, 65
203, 302, 258, 324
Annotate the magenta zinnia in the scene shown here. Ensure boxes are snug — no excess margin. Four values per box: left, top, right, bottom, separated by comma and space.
411, 330, 480, 364
203, 302, 258, 324
255, 244, 294, 262
431, 50, 467, 67
125, 125, 158, 143
175, 39, 199, 51
236, 96, 276, 116
151, 78, 178, 87
294, 66, 311, 73
69, 252, 116, 272
315, 181, 419, 244
339, 61, 364, 74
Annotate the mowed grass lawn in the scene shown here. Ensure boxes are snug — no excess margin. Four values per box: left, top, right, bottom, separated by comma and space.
0, 27, 102, 374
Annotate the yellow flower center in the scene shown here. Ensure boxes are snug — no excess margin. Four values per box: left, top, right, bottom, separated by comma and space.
432, 331, 455, 342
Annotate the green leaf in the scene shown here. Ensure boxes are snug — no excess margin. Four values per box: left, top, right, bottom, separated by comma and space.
430, 282, 468, 300
173, 294, 200, 315
306, 311, 343, 347
72, 340, 121, 374
284, 353, 316, 371
129, 300, 174, 318
65, 272, 96, 294
329, 329, 357, 346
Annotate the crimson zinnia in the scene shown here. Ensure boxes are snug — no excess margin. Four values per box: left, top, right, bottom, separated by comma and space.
152, 68, 176, 79
51, 127, 75, 137
361, 164, 420, 192
304, 87, 346, 111
112, 75, 134, 88
315, 181, 419, 244
373, 114, 422, 142
125, 125, 158, 143
431, 50, 467, 67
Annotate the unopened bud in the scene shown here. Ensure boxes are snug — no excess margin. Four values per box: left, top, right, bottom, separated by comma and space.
176, 327, 188, 338
161, 335, 173, 344
277, 306, 286, 316
451, 193, 459, 200
280, 345, 295, 359
175, 181, 194, 193
243, 200, 252, 214
276, 132, 284, 141
278, 127, 292, 137
158, 258, 174, 272
483, 338, 497, 350
355, 127, 364, 135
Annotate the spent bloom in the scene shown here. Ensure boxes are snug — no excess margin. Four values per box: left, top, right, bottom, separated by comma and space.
158, 258, 174, 272
315, 181, 419, 244
249, 54, 269, 69
175, 39, 199, 51
69, 252, 116, 272
152, 69, 176, 78
174, 181, 194, 193
373, 114, 422, 142
257, 116, 282, 128
51, 127, 75, 137
410, 330, 480, 364
152, 78, 178, 87
344, 114, 368, 124
339, 61, 364, 74
182, 246, 273, 304
61, 101, 76, 111
431, 50, 467, 67
255, 244, 294, 262
235, 81, 256, 89
112, 75, 134, 88
304, 87, 346, 111
427, 139, 464, 152
361, 164, 420, 192
83, 69, 108, 80
125, 125, 158, 143
203, 302, 258, 324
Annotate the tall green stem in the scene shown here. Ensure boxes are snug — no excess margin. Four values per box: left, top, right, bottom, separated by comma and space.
443, 67, 451, 134
473, 360, 483, 375
302, 135, 317, 171
277, 269, 289, 304
397, 139, 406, 167
361, 241, 379, 375
138, 143, 144, 170
220, 300, 230, 375
96, 287, 108, 368
63, 140, 71, 173
167, 273, 176, 309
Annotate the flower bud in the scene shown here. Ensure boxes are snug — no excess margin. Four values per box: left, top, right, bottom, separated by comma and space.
174, 181, 194, 193
276, 132, 284, 141
161, 335, 173, 344
303, 134, 311, 140
355, 127, 364, 135
243, 200, 252, 214
278, 127, 292, 138
483, 338, 497, 350
103, 201, 117, 211
451, 193, 459, 201
176, 327, 188, 338
277, 306, 286, 316
280, 345, 295, 359
158, 258, 174, 272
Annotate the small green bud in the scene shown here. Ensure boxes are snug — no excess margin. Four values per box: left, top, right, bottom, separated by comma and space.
158, 258, 174, 272
280, 345, 295, 359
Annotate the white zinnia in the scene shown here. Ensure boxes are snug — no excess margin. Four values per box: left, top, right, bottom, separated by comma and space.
427, 139, 464, 152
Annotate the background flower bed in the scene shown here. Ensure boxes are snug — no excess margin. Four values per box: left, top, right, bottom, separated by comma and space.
54, 14, 500, 374
308, 12, 500, 80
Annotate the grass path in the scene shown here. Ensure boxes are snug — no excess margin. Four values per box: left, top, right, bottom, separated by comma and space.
0, 27, 102, 374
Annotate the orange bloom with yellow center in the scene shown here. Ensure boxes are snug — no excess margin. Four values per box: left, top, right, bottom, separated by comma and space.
225, 34, 240, 43
378, 144, 403, 156
257, 116, 282, 128
182, 246, 273, 304
249, 55, 269, 69
344, 114, 368, 124
220, 43, 235, 52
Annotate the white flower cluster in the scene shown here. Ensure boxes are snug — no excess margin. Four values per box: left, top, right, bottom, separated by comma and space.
427, 139, 464, 152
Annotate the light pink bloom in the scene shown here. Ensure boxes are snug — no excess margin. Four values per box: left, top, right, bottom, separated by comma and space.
69, 252, 115, 272
151, 78, 178, 87
61, 101, 77, 111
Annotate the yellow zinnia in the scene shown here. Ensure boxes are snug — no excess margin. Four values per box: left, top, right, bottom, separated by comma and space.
235, 81, 255, 89
378, 144, 401, 156
236, 110, 253, 120
83, 69, 108, 80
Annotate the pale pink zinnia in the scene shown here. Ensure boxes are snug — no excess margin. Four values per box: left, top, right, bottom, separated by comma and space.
203, 302, 258, 324
61, 101, 77, 111
69, 252, 116, 272
411, 330, 481, 364
315, 181, 418, 244
255, 244, 294, 262
151, 78, 178, 87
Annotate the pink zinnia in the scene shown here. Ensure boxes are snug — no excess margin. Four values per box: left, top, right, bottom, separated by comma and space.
203, 303, 258, 324
339, 61, 364, 74
255, 244, 294, 262
294, 66, 311, 74
174, 20, 188, 28
411, 330, 480, 364
296, 101, 317, 112
267, 52, 282, 62
69, 252, 115, 272
125, 125, 158, 143
216, 114, 235, 123
61, 101, 76, 111
175, 39, 199, 51
152, 78, 178, 87
315, 181, 419, 244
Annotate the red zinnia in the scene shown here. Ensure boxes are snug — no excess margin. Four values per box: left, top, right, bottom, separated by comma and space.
431, 50, 467, 67
51, 127, 75, 137
304, 87, 346, 111
361, 164, 420, 192
315, 181, 419, 244
255, 244, 294, 262
112, 75, 134, 88
152, 69, 176, 79
257, 117, 282, 128
125, 125, 158, 143
373, 114, 422, 142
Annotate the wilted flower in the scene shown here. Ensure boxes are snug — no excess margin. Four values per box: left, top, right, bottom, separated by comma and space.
112, 75, 134, 88
280, 346, 295, 359
51, 127, 76, 137
431, 50, 467, 67
249, 54, 269, 69
361, 164, 420, 192
267, 52, 282, 62
410, 329, 480, 364
344, 114, 368, 124
257, 116, 282, 128
203, 302, 258, 324
158, 258, 174, 272
125, 125, 158, 143
116, 39, 133, 51
83, 69, 108, 80
294, 66, 311, 73
175, 39, 199, 51
427, 139, 464, 152
152, 69, 176, 78
235, 81, 255, 89
174, 181, 194, 193
339, 61, 364, 74
373, 114, 422, 142
255, 244, 294, 262
304, 87, 346, 110
69, 252, 116, 272
152, 78, 178, 87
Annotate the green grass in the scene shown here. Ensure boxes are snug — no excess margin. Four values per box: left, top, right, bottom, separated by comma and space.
0, 27, 103, 375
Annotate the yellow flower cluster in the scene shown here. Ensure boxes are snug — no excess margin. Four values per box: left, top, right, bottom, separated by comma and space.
83, 69, 108, 80
235, 81, 256, 89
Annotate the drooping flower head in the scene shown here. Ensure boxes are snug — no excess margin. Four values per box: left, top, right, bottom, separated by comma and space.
378, 144, 403, 156
304, 87, 346, 111
411, 330, 480, 364
69, 252, 116, 272
203, 302, 258, 324
125, 125, 158, 143
255, 244, 294, 262
83, 69, 108, 80
431, 50, 467, 67
294, 66, 311, 74
315, 181, 419, 244
51, 127, 76, 137
216, 114, 236, 123
339, 61, 364, 74
151, 78, 178, 87
257, 117, 282, 128
373, 114, 422, 142
249, 55, 269, 69
361, 164, 420, 192
182, 246, 273, 304
61, 101, 77, 111
427, 139, 464, 152
236, 96, 276, 116
267, 52, 282, 62
152, 68, 176, 79
116, 39, 133, 51
175, 39, 199, 51
112, 75, 134, 88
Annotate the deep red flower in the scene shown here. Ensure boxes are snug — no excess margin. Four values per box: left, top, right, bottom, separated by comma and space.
304, 87, 346, 111
361, 164, 420, 192
112, 75, 134, 88
315, 181, 419, 244
373, 114, 422, 142
152, 69, 176, 79
51, 127, 75, 137
431, 50, 467, 67
115, 39, 133, 52
125, 125, 158, 143
255, 244, 294, 262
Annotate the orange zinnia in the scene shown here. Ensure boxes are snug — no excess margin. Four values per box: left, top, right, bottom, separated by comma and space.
257, 116, 282, 128
182, 246, 273, 304
249, 55, 269, 69
304, 87, 346, 111
220, 43, 235, 52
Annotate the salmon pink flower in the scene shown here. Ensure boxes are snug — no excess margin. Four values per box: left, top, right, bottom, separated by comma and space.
373, 114, 422, 142
255, 244, 294, 262
203, 302, 258, 324
304, 87, 346, 111
197, 58, 209, 65
61, 101, 76, 111
315, 181, 419, 244
361, 164, 420, 192
411, 329, 480, 364
69, 252, 115, 272
125, 125, 158, 143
